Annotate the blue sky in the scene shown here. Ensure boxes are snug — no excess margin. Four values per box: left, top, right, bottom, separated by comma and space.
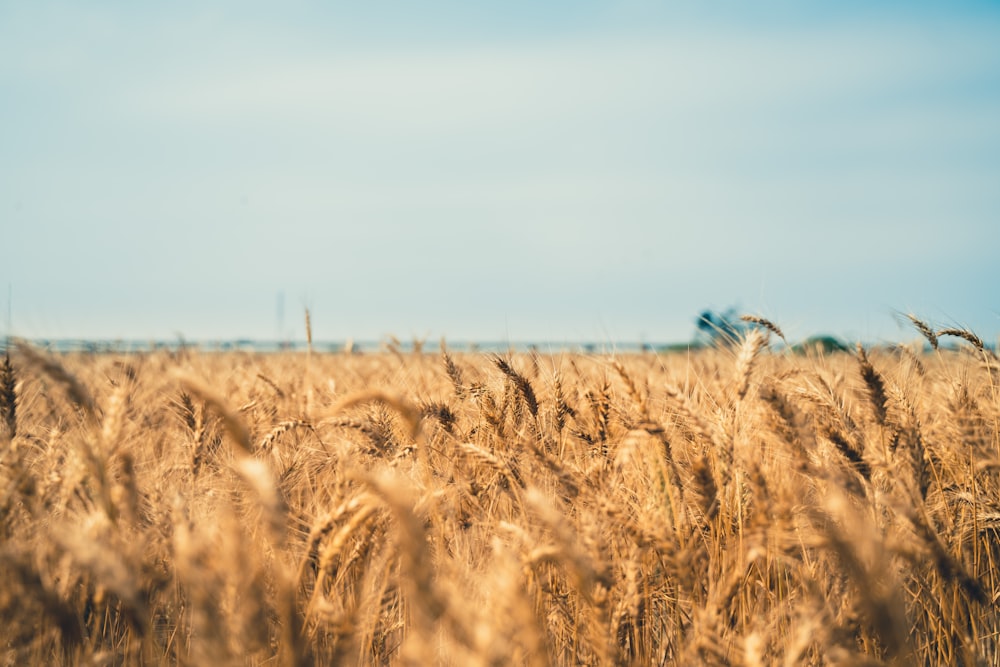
2, 2, 999, 345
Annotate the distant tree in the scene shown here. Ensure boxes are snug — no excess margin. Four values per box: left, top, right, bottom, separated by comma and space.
792, 335, 850, 354
695, 307, 749, 346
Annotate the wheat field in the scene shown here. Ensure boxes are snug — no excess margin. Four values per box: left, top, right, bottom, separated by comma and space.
1, 321, 999, 665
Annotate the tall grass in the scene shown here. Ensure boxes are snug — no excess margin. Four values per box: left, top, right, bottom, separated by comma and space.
0, 325, 998, 665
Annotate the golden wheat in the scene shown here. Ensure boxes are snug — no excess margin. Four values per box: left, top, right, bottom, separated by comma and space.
0, 325, 998, 665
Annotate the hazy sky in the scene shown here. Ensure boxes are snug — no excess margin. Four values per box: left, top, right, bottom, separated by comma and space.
3, 1, 999, 345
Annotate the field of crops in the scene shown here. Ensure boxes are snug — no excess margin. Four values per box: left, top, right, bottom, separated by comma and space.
1, 322, 998, 665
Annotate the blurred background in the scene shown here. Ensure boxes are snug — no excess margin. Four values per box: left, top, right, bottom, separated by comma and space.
2, 2, 999, 348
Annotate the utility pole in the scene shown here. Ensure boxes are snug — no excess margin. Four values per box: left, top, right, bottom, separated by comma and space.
276, 290, 285, 345
4, 283, 10, 351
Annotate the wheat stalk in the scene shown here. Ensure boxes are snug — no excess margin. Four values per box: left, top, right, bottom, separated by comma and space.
855, 343, 889, 427
1, 349, 16, 438
905, 313, 938, 350
493, 355, 539, 418
937, 327, 984, 351
740, 314, 787, 345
